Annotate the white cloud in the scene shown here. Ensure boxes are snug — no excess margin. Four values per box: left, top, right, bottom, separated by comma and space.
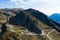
10, 0, 60, 16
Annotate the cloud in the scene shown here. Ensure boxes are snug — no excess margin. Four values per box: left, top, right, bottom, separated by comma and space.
10, 0, 47, 8
10, 0, 60, 16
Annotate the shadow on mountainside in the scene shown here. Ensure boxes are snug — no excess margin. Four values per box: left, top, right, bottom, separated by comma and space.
9, 11, 41, 34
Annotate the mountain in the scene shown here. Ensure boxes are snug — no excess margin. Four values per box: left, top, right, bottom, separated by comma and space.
49, 13, 60, 24
0, 8, 60, 40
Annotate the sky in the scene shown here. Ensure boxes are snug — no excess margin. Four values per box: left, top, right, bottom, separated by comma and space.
0, 0, 60, 16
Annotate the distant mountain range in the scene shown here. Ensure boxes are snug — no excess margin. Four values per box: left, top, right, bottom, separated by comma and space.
49, 13, 60, 24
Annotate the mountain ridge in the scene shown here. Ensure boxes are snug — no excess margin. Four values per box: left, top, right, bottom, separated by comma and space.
0, 8, 60, 40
